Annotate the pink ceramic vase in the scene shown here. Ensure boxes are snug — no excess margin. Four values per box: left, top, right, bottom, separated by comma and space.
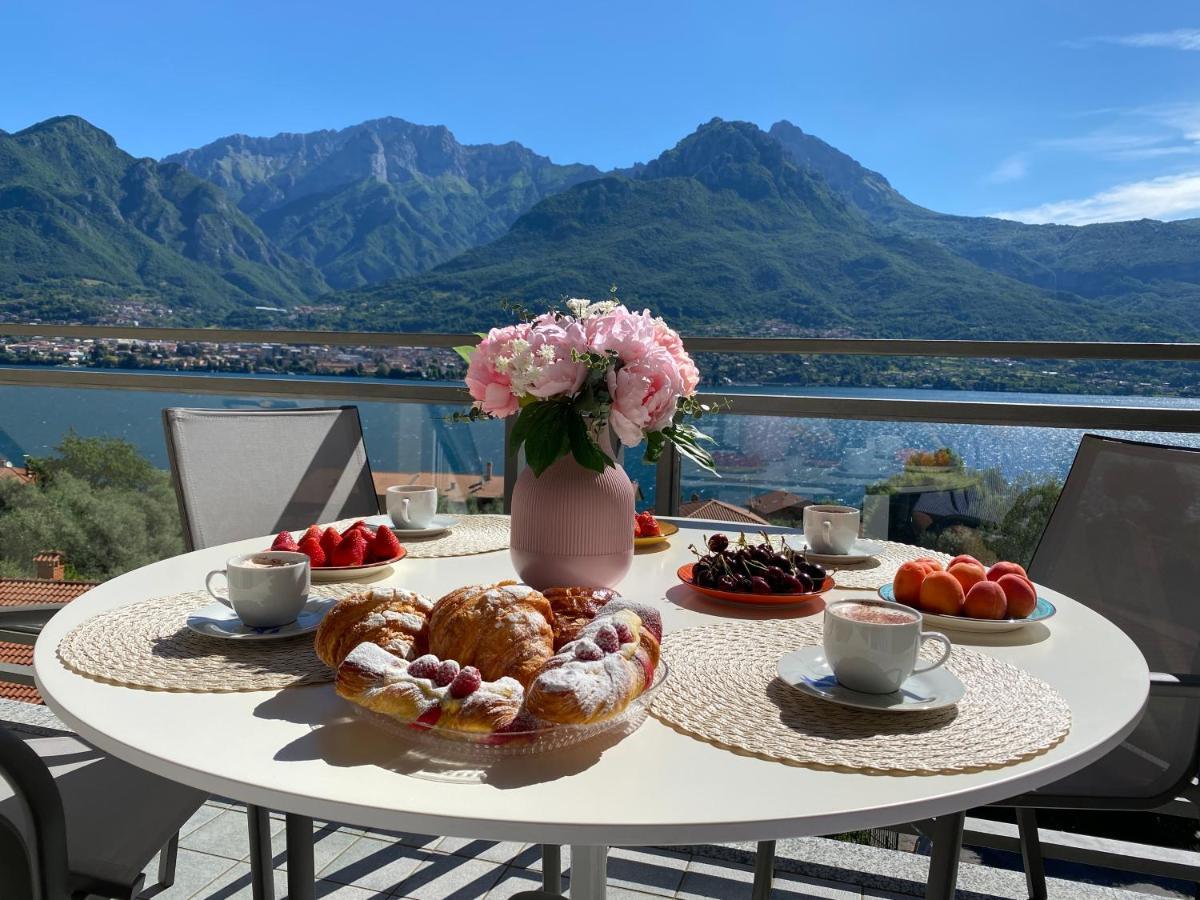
509, 438, 635, 590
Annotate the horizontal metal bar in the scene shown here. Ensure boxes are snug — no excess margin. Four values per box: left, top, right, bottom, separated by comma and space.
0, 630, 38, 645
683, 336, 1200, 361
3, 324, 1199, 362
0, 366, 471, 404
0, 663, 35, 686
0, 324, 479, 349
696, 392, 1200, 432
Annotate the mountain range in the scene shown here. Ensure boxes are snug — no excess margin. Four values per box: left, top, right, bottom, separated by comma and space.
1, 113, 1198, 340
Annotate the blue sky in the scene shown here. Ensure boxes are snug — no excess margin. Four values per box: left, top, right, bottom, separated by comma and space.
2, 1, 1198, 224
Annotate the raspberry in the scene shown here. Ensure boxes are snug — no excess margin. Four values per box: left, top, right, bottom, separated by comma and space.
433, 659, 460, 687
614, 621, 634, 645
594, 623, 620, 654
407, 654, 440, 680
449, 665, 482, 698
573, 639, 604, 661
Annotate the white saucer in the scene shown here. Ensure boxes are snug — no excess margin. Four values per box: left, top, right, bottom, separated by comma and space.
186, 597, 336, 640
799, 538, 886, 565
776, 646, 964, 713
365, 513, 458, 538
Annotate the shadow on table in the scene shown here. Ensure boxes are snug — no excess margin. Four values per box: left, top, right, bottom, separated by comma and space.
253, 686, 623, 787
662, 584, 827, 621
765, 676, 958, 738
931, 622, 1053, 650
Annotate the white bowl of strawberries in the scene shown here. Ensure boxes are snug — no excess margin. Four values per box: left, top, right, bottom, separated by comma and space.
269, 520, 406, 582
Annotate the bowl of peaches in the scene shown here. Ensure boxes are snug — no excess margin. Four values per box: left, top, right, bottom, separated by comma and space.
878, 555, 1056, 633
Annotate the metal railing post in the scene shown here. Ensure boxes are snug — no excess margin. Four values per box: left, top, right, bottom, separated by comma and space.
654, 444, 682, 516
503, 416, 518, 514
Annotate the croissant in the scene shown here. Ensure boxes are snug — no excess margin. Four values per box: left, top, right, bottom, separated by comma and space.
427, 582, 555, 688
314, 588, 433, 668
542, 586, 618, 650
524, 603, 661, 726
336, 643, 524, 733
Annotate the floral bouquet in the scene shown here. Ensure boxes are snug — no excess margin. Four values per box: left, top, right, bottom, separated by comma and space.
459, 298, 717, 476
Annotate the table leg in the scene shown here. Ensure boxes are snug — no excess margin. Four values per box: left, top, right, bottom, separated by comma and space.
246, 805, 274, 900
569, 845, 607, 899
924, 811, 965, 900
286, 813, 315, 900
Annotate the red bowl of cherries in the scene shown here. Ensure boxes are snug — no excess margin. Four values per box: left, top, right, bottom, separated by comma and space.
677, 532, 832, 607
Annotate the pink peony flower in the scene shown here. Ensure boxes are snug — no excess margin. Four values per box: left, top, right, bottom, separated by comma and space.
586, 306, 660, 364
525, 317, 588, 398
465, 323, 530, 418
652, 317, 699, 395
606, 346, 685, 447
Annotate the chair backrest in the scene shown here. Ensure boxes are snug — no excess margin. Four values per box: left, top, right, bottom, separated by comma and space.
0, 726, 70, 900
163, 406, 380, 551
1027, 434, 1200, 803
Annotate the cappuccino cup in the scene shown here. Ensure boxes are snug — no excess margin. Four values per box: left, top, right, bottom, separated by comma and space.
823, 599, 952, 694
804, 505, 861, 555
205, 551, 310, 628
387, 484, 438, 529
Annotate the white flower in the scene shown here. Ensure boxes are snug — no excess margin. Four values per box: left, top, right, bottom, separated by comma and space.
565, 297, 619, 320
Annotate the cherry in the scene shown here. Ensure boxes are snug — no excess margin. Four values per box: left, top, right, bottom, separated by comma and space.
707, 533, 729, 552
750, 576, 773, 594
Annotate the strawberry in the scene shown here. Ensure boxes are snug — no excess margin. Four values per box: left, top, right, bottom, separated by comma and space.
271, 530, 299, 552
319, 527, 342, 557
370, 525, 402, 561
301, 525, 322, 545
341, 520, 369, 538
297, 537, 325, 567
330, 532, 367, 567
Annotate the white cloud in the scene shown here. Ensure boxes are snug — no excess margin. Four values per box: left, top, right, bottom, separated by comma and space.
1068, 29, 1200, 51
992, 171, 1200, 225
985, 154, 1028, 184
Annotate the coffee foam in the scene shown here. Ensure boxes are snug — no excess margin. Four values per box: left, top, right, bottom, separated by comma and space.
832, 602, 916, 625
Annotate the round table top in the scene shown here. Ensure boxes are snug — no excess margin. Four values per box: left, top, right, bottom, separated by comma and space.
35, 521, 1148, 846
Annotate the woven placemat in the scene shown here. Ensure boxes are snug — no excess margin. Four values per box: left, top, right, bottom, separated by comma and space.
56, 586, 360, 692
399, 514, 510, 558
824, 542, 953, 590
651, 619, 1070, 774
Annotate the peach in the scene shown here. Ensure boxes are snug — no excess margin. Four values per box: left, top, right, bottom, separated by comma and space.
948, 554, 982, 570
918, 557, 944, 573
987, 561, 1028, 583
893, 560, 930, 606
963, 581, 1007, 619
996, 573, 1038, 618
919, 571, 966, 616
947, 561, 987, 593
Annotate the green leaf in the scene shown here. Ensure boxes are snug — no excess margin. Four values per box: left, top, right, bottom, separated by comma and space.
642, 430, 667, 464
452, 344, 475, 363
524, 403, 571, 476
507, 402, 541, 457
567, 412, 612, 472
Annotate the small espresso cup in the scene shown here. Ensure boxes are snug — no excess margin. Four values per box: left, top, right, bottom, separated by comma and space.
804, 504, 861, 555
823, 599, 952, 694
387, 484, 438, 529
205, 551, 310, 628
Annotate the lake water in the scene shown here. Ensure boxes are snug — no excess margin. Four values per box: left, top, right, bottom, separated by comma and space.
1, 370, 1197, 509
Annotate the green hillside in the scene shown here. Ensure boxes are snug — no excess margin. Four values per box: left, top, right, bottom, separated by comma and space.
165, 118, 601, 289
327, 120, 1131, 340
0, 116, 324, 322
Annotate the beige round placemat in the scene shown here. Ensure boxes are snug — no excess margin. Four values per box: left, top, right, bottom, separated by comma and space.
824, 543, 953, 590
56, 586, 360, 692
652, 619, 1070, 774
398, 514, 510, 558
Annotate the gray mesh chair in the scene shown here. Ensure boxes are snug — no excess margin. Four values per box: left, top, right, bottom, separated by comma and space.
0, 724, 205, 898
162, 405, 380, 551
991, 434, 1200, 898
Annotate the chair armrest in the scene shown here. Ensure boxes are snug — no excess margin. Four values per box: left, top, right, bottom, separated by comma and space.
1149, 673, 1200, 697
0, 727, 71, 899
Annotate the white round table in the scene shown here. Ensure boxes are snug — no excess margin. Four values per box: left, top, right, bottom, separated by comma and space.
35, 521, 1148, 900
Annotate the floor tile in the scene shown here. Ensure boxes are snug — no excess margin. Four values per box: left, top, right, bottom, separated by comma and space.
485, 865, 558, 899
357, 825, 444, 851
180, 808, 285, 862
179, 804, 226, 839
607, 847, 690, 897
136, 847, 239, 899
316, 835, 429, 892
679, 857, 859, 899
270, 821, 365, 872
436, 836, 531, 865
391, 852, 505, 899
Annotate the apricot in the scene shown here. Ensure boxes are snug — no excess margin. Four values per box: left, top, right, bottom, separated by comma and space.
919, 571, 966, 616
963, 581, 1007, 619
893, 560, 929, 606
948, 554, 982, 570
947, 561, 987, 593
987, 561, 1028, 583
996, 573, 1038, 618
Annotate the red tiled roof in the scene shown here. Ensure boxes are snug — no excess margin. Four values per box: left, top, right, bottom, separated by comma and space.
678, 499, 770, 526
0, 640, 41, 704
0, 579, 97, 607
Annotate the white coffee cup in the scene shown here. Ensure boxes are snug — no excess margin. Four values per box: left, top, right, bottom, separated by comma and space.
387, 484, 437, 529
823, 599, 952, 694
205, 551, 310, 628
804, 504, 861, 555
